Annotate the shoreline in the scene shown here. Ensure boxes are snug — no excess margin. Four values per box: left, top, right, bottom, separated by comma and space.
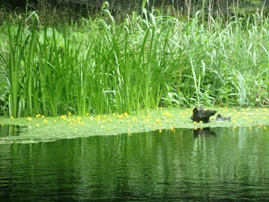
0, 107, 268, 144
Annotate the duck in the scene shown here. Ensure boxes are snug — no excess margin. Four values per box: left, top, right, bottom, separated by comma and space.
215, 114, 231, 122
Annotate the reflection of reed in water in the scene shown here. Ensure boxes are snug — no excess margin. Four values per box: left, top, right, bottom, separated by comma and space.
0, 125, 24, 137
193, 127, 216, 138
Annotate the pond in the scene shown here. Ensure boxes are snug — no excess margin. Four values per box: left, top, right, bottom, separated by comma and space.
0, 127, 269, 201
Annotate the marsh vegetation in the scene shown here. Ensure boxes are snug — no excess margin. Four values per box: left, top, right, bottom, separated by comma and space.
0, 6, 268, 118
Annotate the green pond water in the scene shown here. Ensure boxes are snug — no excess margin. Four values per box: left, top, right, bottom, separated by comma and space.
0, 127, 269, 201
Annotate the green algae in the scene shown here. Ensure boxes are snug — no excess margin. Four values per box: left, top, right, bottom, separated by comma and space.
0, 107, 268, 144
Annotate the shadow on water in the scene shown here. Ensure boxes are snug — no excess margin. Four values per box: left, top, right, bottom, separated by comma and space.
0, 124, 25, 137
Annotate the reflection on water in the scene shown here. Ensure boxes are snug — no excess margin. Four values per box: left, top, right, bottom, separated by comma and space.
193, 127, 216, 137
0, 127, 269, 201
0, 124, 25, 137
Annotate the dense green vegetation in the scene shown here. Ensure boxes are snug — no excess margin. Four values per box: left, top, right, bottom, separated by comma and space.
0, 8, 268, 117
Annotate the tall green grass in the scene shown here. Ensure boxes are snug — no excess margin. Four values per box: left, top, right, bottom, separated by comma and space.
0, 10, 268, 117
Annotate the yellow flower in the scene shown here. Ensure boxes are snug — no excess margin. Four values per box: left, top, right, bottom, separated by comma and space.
159, 129, 162, 133
54, 120, 57, 123
44, 119, 48, 124
117, 114, 123, 119
27, 117, 32, 121
10, 116, 14, 119
193, 121, 197, 125
156, 119, 161, 123
36, 124, 40, 127
170, 126, 175, 131
60, 115, 67, 120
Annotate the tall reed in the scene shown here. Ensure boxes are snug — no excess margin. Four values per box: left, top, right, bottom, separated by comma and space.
0, 10, 268, 117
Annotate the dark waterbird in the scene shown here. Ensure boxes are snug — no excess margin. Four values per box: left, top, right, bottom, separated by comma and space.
215, 114, 231, 122
190, 107, 217, 123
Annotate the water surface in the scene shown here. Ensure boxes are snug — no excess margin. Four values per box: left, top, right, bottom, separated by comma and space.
0, 124, 25, 137
0, 127, 269, 201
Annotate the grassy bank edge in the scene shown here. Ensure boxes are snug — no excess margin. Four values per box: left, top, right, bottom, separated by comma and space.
0, 107, 268, 144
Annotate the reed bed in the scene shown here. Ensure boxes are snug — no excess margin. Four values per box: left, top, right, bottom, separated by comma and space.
0, 10, 268, 117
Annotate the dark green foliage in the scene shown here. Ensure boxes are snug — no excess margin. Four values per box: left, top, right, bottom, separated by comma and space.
0, 9, 268, 117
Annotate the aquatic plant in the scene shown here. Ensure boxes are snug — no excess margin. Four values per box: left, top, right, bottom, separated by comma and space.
0, 107, 268, 143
